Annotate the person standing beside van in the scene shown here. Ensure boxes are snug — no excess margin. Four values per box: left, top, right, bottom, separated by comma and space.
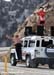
6, 34, 22, 61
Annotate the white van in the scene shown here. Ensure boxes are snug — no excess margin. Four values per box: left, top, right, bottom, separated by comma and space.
10, 35, 54, 69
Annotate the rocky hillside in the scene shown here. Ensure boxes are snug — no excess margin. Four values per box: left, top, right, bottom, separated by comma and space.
0, 0, 46, 46
15, 1, 54, 38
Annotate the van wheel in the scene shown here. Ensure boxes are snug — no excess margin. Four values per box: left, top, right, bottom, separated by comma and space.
48, 59, 54, 69
49, 64, 54, 69
26, 56, 31, 67
30, 59, 39, 68
10, 53, 17, 66
26, 56, 38, 68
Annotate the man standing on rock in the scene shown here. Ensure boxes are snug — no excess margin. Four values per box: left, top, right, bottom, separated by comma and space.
34, 7, 46, 35
34, 7, 46, 25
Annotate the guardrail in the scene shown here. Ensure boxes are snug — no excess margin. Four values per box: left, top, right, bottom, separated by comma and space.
0, 47, 11, 57
0, 47, 10, 51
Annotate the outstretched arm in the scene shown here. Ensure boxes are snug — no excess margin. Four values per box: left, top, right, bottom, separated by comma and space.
6, 35, 12, 40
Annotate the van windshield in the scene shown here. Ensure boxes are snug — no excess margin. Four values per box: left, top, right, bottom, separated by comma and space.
28, 40, 35, 47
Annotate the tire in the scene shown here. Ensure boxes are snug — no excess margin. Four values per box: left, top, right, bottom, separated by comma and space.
48, 63, 54, 69
26, 56, 31, 67
30, 59, 39, 68
10, 53, 17, 66
26, 56, 38, 68
48, 59, 54, 69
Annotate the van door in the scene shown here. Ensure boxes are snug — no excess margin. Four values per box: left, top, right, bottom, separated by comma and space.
35, 40, 41, 58
27, 40, 36, 59
35, 39, 53, 58
28, 40, 35, 50
22, 40, 29, 60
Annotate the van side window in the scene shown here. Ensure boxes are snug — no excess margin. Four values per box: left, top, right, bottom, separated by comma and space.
36, 40, 40, 47
28, 40, 35, 47
24, 40, 28, 47
42, 40, 53, 47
